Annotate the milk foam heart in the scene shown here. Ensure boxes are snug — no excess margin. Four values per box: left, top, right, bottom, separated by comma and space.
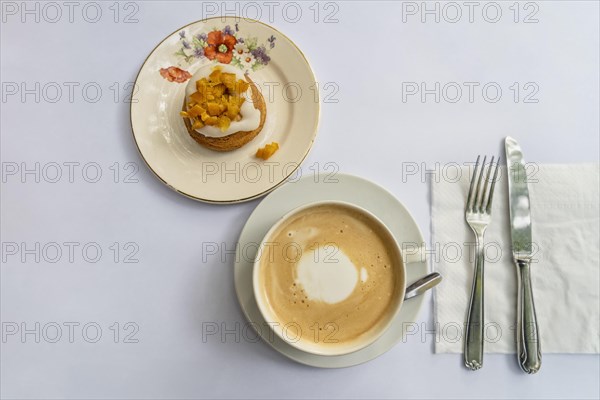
296, 246, 360, 304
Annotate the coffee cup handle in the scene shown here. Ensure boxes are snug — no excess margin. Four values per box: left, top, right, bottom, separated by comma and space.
400, 246, 442, 300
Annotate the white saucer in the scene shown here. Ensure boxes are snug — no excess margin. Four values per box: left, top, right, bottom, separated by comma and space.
234, 174, 429, 367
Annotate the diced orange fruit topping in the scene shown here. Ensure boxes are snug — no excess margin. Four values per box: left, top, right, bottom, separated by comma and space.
256, 142, 279, 160
181, 66, 249, 132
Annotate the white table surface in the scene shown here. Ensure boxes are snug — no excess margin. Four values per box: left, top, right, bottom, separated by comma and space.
1, 1, 599, 399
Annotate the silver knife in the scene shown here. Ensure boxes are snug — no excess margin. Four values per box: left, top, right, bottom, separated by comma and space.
505, 136, 542, 374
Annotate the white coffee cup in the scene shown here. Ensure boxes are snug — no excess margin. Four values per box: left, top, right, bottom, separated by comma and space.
252, 200, 407, 356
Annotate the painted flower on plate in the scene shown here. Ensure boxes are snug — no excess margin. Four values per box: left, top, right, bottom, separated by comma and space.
204, 30, 237, 64
240, 53, 256, 69
169, 25, 275, 73
234, 43, 247, 57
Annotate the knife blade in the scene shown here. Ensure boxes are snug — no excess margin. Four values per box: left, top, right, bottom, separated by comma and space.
505, 136, 542, 374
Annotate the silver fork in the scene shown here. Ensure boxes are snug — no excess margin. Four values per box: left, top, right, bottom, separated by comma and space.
464, 156, 500, 370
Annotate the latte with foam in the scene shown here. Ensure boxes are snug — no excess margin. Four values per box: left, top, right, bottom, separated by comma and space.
255, 202, 405, 355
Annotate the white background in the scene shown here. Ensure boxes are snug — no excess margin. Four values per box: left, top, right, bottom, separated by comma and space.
1, 1, 599, 399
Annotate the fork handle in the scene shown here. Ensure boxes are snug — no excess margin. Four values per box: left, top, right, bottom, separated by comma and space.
516, 259, 542, 374
464, 240, 484, 370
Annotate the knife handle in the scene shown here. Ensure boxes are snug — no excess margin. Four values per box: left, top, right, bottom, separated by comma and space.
516, 259, 542, 374
464, 242, 484, 370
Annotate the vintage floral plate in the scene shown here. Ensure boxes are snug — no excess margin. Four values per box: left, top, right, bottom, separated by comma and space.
130, 17, 319, 203
234, 174, 429, 367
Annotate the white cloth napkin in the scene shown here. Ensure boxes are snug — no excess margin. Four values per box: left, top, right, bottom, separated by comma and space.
431, 163, 599, 353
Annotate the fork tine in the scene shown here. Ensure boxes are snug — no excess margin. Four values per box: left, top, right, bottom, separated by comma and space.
466, 156, 481, 212
480, 156, 494, 212
474, 156, 487, 213
485, 157, 500, 213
